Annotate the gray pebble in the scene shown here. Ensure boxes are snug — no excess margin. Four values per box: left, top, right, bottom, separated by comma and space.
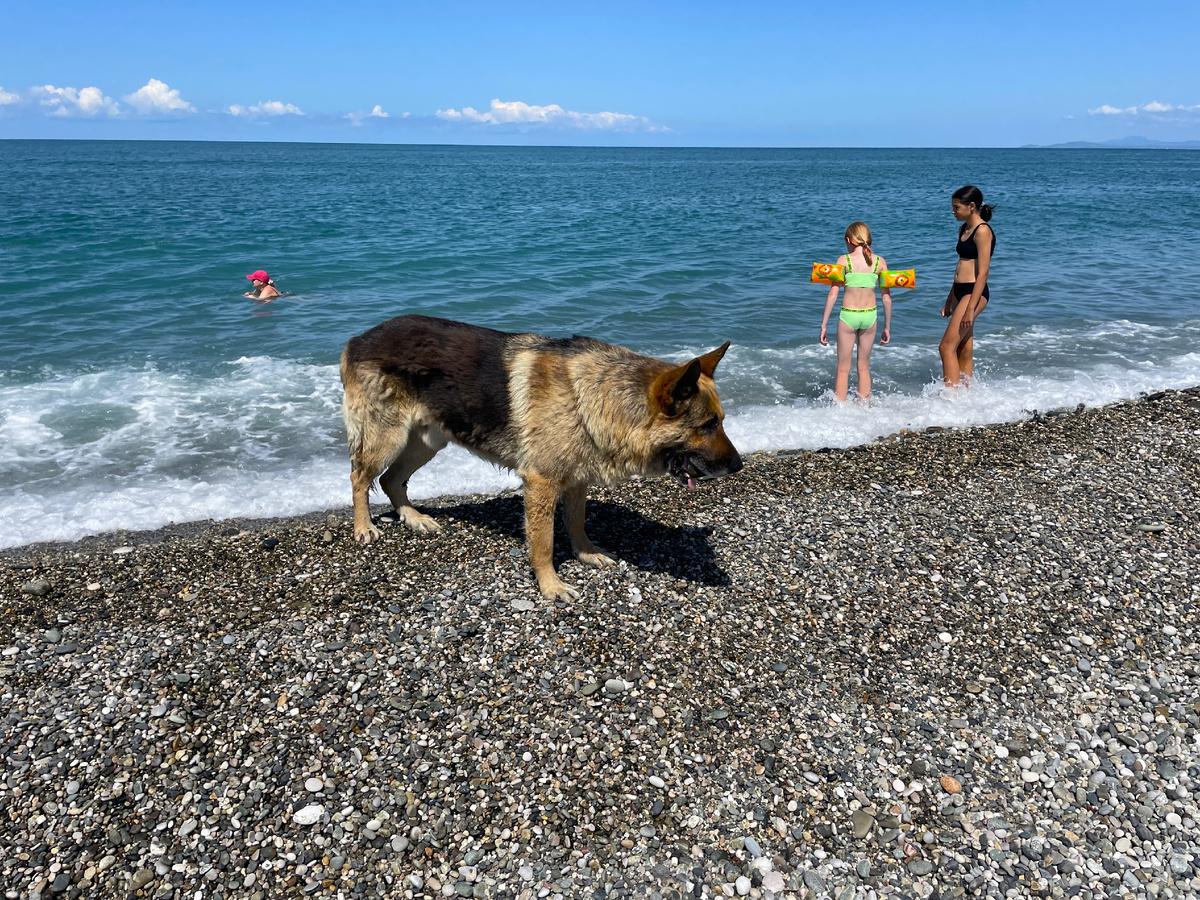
803, 870, 826, 893
129, 869, 154, 890
851, 810, 875, 839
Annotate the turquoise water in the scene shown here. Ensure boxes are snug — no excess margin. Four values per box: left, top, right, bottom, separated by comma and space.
3, 140, 1199, 546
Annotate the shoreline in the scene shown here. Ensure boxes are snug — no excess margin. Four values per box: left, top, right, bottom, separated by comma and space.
3, 388, 1199, 898
2, 387, 1187, 561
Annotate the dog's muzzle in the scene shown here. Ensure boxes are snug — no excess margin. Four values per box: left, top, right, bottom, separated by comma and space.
667, 449, 744, 490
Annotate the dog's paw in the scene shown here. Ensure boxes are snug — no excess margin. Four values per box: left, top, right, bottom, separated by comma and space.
537, 577, 580, 601
576, 549, 617, 569
401, 510, 443, 534
353, 523, 381, 545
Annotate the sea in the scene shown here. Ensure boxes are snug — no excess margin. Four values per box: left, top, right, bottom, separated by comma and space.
2, 140, 1198, 549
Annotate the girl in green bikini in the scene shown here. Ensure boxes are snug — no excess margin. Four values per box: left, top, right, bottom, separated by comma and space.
819, 221, 893, 401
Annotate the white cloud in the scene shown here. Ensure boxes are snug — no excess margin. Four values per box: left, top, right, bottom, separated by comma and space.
32, 84, 120, 117
227, 100, 304, 117
0, 86, 19, 106
124, 78, 194, 114
436, 98, 662, 131
1089, 100, 1200, 116
345, 103, 390, 126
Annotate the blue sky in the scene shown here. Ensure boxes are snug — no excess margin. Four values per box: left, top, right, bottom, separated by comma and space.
1, 0, 1197, 146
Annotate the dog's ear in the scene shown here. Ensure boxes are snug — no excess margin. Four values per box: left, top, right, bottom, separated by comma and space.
697, 341, 731, 378
651, 359, 702, 417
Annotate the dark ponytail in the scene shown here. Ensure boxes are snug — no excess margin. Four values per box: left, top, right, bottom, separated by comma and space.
953, 184, 994, 221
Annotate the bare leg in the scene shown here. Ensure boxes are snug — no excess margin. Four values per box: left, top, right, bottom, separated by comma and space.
958, 334, 975, 382
522, 472, 577, 600
959, 298, 985, 381
834, 319, 855, 401
379, 427, 447, 533
563, 483, 616, 568
939, 299, 970, 387
855, 324, 877, 400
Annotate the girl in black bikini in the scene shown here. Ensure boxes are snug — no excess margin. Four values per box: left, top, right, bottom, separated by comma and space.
940, 185, 995, 386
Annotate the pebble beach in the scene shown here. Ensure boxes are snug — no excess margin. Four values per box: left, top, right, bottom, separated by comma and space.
2, 389, 1199, 899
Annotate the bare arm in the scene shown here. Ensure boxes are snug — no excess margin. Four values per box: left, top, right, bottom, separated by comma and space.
967, 226, 993, 318
819, 255, 845, 344
877, 256, 892, 343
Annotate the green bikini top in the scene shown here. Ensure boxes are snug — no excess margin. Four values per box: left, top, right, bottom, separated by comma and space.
844, 255, 882, 288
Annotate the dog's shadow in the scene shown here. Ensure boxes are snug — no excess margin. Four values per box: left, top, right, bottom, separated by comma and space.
426, 495, 732, 587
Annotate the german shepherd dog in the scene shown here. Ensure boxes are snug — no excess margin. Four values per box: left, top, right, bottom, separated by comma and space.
340, 315, 743, 599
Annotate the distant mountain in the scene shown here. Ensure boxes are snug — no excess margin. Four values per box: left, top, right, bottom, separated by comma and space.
1023, 136, 1200, 149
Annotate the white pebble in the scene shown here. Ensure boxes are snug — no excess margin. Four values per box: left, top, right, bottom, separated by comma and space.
995, 745, 1009, 759
304, 777, 323, 793
292, 804, 324, 826
648, 775, 665, 789
735, 875, 751, 896
938, 632, 952, 644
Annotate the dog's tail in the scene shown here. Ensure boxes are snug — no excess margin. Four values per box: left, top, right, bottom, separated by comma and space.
339, 346, 366, 459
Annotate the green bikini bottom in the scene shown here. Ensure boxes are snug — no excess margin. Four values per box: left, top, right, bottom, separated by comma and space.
839, 306, 878, 331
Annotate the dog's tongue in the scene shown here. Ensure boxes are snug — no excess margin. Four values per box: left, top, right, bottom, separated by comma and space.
687, 476, 696, 491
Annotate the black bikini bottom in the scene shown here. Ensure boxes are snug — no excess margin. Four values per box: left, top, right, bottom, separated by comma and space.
952, 282, 990, 301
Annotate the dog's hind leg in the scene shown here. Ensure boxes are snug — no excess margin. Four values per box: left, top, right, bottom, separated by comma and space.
379, 425, 448, 534
562, 483, 616, 569
343, 357, 403, 545
349, 427, 408, 545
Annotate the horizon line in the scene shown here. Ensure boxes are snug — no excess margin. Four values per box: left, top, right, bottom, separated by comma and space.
2, 136, 1198, 151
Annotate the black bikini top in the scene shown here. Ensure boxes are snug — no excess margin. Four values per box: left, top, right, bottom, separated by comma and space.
956, 223, 995, 260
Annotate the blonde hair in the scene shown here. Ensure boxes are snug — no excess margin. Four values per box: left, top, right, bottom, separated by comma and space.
844, 221, 874, 267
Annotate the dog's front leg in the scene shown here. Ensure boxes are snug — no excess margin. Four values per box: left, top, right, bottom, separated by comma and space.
522, 473, 578, 600
563, 483, 616, 569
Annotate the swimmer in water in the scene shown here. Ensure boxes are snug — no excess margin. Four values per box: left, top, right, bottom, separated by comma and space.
244, 269, 282, 302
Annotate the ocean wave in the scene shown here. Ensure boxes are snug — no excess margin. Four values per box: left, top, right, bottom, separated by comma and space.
2, 341, 1199, 548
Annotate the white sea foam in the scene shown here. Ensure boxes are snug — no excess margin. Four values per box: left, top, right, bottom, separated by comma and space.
726, 352, 1200, 454
2, 330, 1198, 549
